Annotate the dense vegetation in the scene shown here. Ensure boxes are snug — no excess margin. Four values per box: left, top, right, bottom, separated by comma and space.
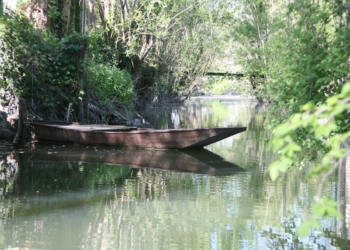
0, 0, 227, 123
1, 0, 350, 235
230, 0, 350, 235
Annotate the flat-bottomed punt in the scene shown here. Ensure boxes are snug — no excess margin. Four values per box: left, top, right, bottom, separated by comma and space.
29, 120, 246, 149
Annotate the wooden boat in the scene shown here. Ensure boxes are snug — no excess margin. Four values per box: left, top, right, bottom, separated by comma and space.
28, 120, 246, 149
26, 146, 244, 176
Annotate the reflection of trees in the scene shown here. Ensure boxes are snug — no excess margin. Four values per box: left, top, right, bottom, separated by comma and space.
171, 109, 180, 129
78, 170, 245, 250
206, 101, 350, 249
345, 156, 350, 231
0, 150, 349, 249
141, 98, 253, 129
0, 152, 18, 199
0, 151, 246, 249
334, 155, 350, 248
0, 151, 133, 201
261, 212, 350, 249
206, 101, 268, 168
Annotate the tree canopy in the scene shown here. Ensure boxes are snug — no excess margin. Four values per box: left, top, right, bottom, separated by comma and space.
0, 0, 230, 122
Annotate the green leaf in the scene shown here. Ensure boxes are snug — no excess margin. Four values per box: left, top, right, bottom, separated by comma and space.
326, 96, 338, 106
341, 82, 350, 95
330, 104, 345, 116
297, 218, 319, 237
325, 206, 343, 218
290, 113, 302, 127
300, 102, 314, 111
274, 124, 292, 137
297, 221, 312, 238
329, 148, 347, 159
288, 142, 301, 153
312, 204, 326, 216
314, 123, 337, 138
269, 163, 280, 181
324, 199, 339, 207
321, 157, 331, 167
269, 138, 284, 150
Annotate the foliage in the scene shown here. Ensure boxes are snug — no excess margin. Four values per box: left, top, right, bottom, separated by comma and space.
94, 0, 229, 97
205, 77, 253, 95
0, 12, 88, 119
269, 82, 350, 180
209, 78, 234, 95
88, 32, 122, 67
266, 0, 349, 118
88, 63, 134, 104
268, 80, 350, 236
229, 0, 276, 99
0, 13, 47, 93
297, 197, 343, 237
26, 0, 82, 38
231, 0, 350, 236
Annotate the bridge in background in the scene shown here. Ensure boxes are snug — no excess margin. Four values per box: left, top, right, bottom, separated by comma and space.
206, 72, 244, 77
205, 72, 264, 78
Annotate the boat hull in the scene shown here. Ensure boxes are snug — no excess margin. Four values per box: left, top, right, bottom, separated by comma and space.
29, 120, 246, 149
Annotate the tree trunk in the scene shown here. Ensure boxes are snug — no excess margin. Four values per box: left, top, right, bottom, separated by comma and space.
0, 0, 3, 16
346, 2, 350, 26
81, 0, 97, 34
62, 0, 72, 35
78, 99, 84, 123
66, 103, 73, 122
13, 98, 28, 147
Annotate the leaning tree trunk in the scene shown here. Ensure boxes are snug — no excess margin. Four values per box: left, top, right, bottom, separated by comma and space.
13, 98, 28, 147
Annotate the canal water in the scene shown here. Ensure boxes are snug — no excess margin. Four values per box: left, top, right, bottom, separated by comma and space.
0, 96, 348, 250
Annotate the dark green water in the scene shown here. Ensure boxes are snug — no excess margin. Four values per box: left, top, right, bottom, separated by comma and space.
0, 97, 348, 250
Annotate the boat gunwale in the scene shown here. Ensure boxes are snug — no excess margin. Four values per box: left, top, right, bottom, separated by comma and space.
29, 120, 247, 134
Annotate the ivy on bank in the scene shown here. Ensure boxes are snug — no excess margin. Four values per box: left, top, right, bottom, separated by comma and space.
0, 11, 134, 121
0, 13, 85, 118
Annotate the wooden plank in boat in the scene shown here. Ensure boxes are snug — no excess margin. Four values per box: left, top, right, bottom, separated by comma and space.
42, 123, 138, 132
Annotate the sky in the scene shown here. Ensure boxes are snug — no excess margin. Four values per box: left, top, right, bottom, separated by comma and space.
3, 0, 17, 11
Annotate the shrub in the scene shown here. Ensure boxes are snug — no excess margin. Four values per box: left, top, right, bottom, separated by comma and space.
88, 63, 134, 104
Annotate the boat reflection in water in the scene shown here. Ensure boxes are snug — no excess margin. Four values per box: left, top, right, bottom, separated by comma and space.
0, 144, 244, 214
26, 144, 244, 176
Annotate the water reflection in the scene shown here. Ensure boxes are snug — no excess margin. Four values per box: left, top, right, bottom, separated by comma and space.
0, 97, 349, 249
141, 97, 253, 129
171, 109, 180, 129
0, 152, 18, 199
33, 145, 244, 174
